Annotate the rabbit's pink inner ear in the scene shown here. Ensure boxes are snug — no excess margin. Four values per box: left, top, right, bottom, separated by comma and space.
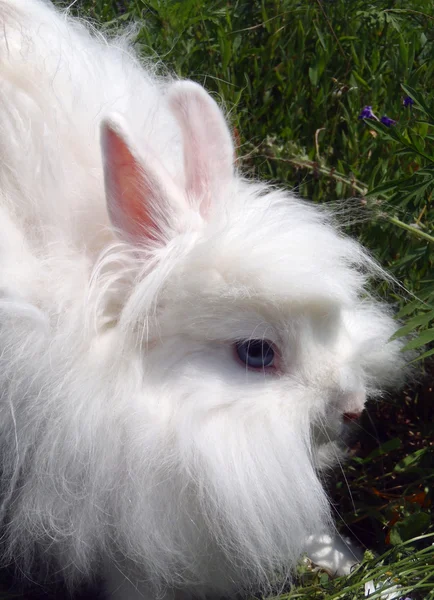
168, 81, 234, 217
101, 120, 161, 244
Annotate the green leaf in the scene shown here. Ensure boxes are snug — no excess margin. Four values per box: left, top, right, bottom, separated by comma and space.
351, 70, 370, 90
313, 22, 326, 51
402, 327, 434, 351
401, 84, 434, 121
363, 438, 402, 462
367, 177, 411, 197
396, 298, 427, 319
389, 512, 431, 545
410, 346, 434, 362
394, 449, 428, 472
367, 119, 434, 163
392, 311, 433, 338
309, 65, 318, 86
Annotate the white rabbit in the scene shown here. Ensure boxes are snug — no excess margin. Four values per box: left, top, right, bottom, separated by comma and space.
0, 1, 405, 599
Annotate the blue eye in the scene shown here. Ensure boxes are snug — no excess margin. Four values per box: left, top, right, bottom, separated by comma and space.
235, 340, 275, 369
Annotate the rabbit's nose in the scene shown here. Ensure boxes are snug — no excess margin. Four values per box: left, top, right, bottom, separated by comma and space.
338, 386, 366, 420
342, 411, 362, 423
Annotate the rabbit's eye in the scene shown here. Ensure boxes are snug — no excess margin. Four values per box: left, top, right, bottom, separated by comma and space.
235, 340, 275, 369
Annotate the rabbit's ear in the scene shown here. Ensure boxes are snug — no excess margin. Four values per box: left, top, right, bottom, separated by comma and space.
101, 116, 181, 245
168, 81, 234, 217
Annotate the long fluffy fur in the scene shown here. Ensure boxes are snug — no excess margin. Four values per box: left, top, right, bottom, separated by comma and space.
0, 0, 405, 597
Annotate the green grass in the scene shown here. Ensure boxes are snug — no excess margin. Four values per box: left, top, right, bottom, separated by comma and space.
38, 0, 434, 598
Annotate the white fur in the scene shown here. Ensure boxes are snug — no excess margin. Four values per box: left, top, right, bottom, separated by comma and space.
0, 1, 405, 598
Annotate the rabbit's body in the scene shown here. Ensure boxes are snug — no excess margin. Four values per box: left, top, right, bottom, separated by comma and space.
0, 1, 404, 599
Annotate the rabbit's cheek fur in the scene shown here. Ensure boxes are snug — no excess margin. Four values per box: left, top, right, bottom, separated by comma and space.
147, 292, 371, 433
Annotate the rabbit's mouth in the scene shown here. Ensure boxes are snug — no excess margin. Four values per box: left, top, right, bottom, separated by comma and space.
311, 413, 359, 452
312, 412, 364, 468
312, 423, 343, 447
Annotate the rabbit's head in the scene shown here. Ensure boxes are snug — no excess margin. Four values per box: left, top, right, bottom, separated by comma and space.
93, 81, 405, 593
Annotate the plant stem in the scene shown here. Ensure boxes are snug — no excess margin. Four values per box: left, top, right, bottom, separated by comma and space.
385, 215, 434, 244
277, 157, 434, 244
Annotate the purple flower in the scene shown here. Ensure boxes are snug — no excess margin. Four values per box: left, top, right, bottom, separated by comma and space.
403, 96, 414, 107
358, 105, 376, 120
380, 115, 397, 127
